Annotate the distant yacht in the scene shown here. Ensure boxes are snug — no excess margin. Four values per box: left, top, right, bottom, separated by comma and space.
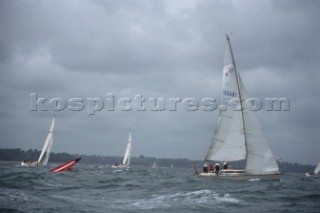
21, 117, 55, 167
196, 35, 282, 181
306, 161, 320, 177
112, 131, 132, 169
152, 162, 157, 168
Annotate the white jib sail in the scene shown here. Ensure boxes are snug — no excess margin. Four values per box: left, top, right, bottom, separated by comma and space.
37, 117, 55, 165
205, 37, 246, 162
314, 161, 320, 174
238, 76, 280, 174
122, 131, 132, 166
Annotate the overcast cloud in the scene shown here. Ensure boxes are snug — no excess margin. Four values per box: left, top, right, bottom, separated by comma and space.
0, 0, 319, 165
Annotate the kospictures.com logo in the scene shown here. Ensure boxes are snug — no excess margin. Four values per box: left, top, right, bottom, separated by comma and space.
30, 93, 290, 115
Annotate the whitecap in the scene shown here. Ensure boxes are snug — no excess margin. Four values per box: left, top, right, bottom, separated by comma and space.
216, 193, 240, 204
248, 178, 261, 182
0, 188, 41, 205
110, 189, 240, 210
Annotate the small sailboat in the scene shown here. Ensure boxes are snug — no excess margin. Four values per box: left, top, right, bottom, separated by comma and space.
152, 162, 157, 168
49, 158, 81, 172
197, 35, 282, 180
305, 161, 320, 177
21, 117, 55, 167
112, 131, 132, 168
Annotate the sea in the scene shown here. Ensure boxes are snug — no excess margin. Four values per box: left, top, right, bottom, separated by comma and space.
0, 162, 319, 213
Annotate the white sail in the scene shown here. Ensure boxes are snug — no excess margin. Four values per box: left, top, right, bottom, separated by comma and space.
238, 76, 280, 174
314, 161, 320, 174
205, 38, 246, 161
37, 117, 55, 165
122, 131, 132, 167
152, 162, 157, 168
202, 35, 281, 179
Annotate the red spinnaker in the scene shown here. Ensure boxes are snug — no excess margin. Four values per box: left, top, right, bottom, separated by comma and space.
49, 158, 81, 172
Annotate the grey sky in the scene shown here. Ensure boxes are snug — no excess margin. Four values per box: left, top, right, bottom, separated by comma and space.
0, 0, 319, 165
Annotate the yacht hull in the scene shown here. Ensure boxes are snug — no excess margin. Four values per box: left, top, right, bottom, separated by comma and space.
305, 172, 316, 177
21, 161, 38, 167
198, 172, 282, 181
111, 165, 129, 169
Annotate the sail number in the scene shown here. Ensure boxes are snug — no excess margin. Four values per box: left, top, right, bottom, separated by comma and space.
223, 90, 237, 97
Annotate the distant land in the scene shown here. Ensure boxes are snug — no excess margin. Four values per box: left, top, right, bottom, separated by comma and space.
0, 148, 315, 173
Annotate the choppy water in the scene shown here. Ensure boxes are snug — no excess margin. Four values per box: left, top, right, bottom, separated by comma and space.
0, 162, 319, 213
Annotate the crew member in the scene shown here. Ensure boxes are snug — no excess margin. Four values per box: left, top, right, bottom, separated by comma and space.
214, 163, 220, 175
223, 162, 228, 169
203, 162, 209, 173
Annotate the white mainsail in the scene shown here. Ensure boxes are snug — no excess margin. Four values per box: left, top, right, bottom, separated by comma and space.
314, 161, 320, 174
122, 131, 132, 167
37, 117, 55, 165
205, 37, 246, 162
204, 35, 280, 175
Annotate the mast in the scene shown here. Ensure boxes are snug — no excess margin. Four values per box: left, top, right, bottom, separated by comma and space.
225, 34, 248, 163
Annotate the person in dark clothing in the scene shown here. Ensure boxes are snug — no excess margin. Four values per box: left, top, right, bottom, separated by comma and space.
214, 163, 220, 175
223, 162, 228, 169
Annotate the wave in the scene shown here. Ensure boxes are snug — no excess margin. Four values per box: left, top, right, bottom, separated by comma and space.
110, 189, 241, 210
0, 188, 29, 204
